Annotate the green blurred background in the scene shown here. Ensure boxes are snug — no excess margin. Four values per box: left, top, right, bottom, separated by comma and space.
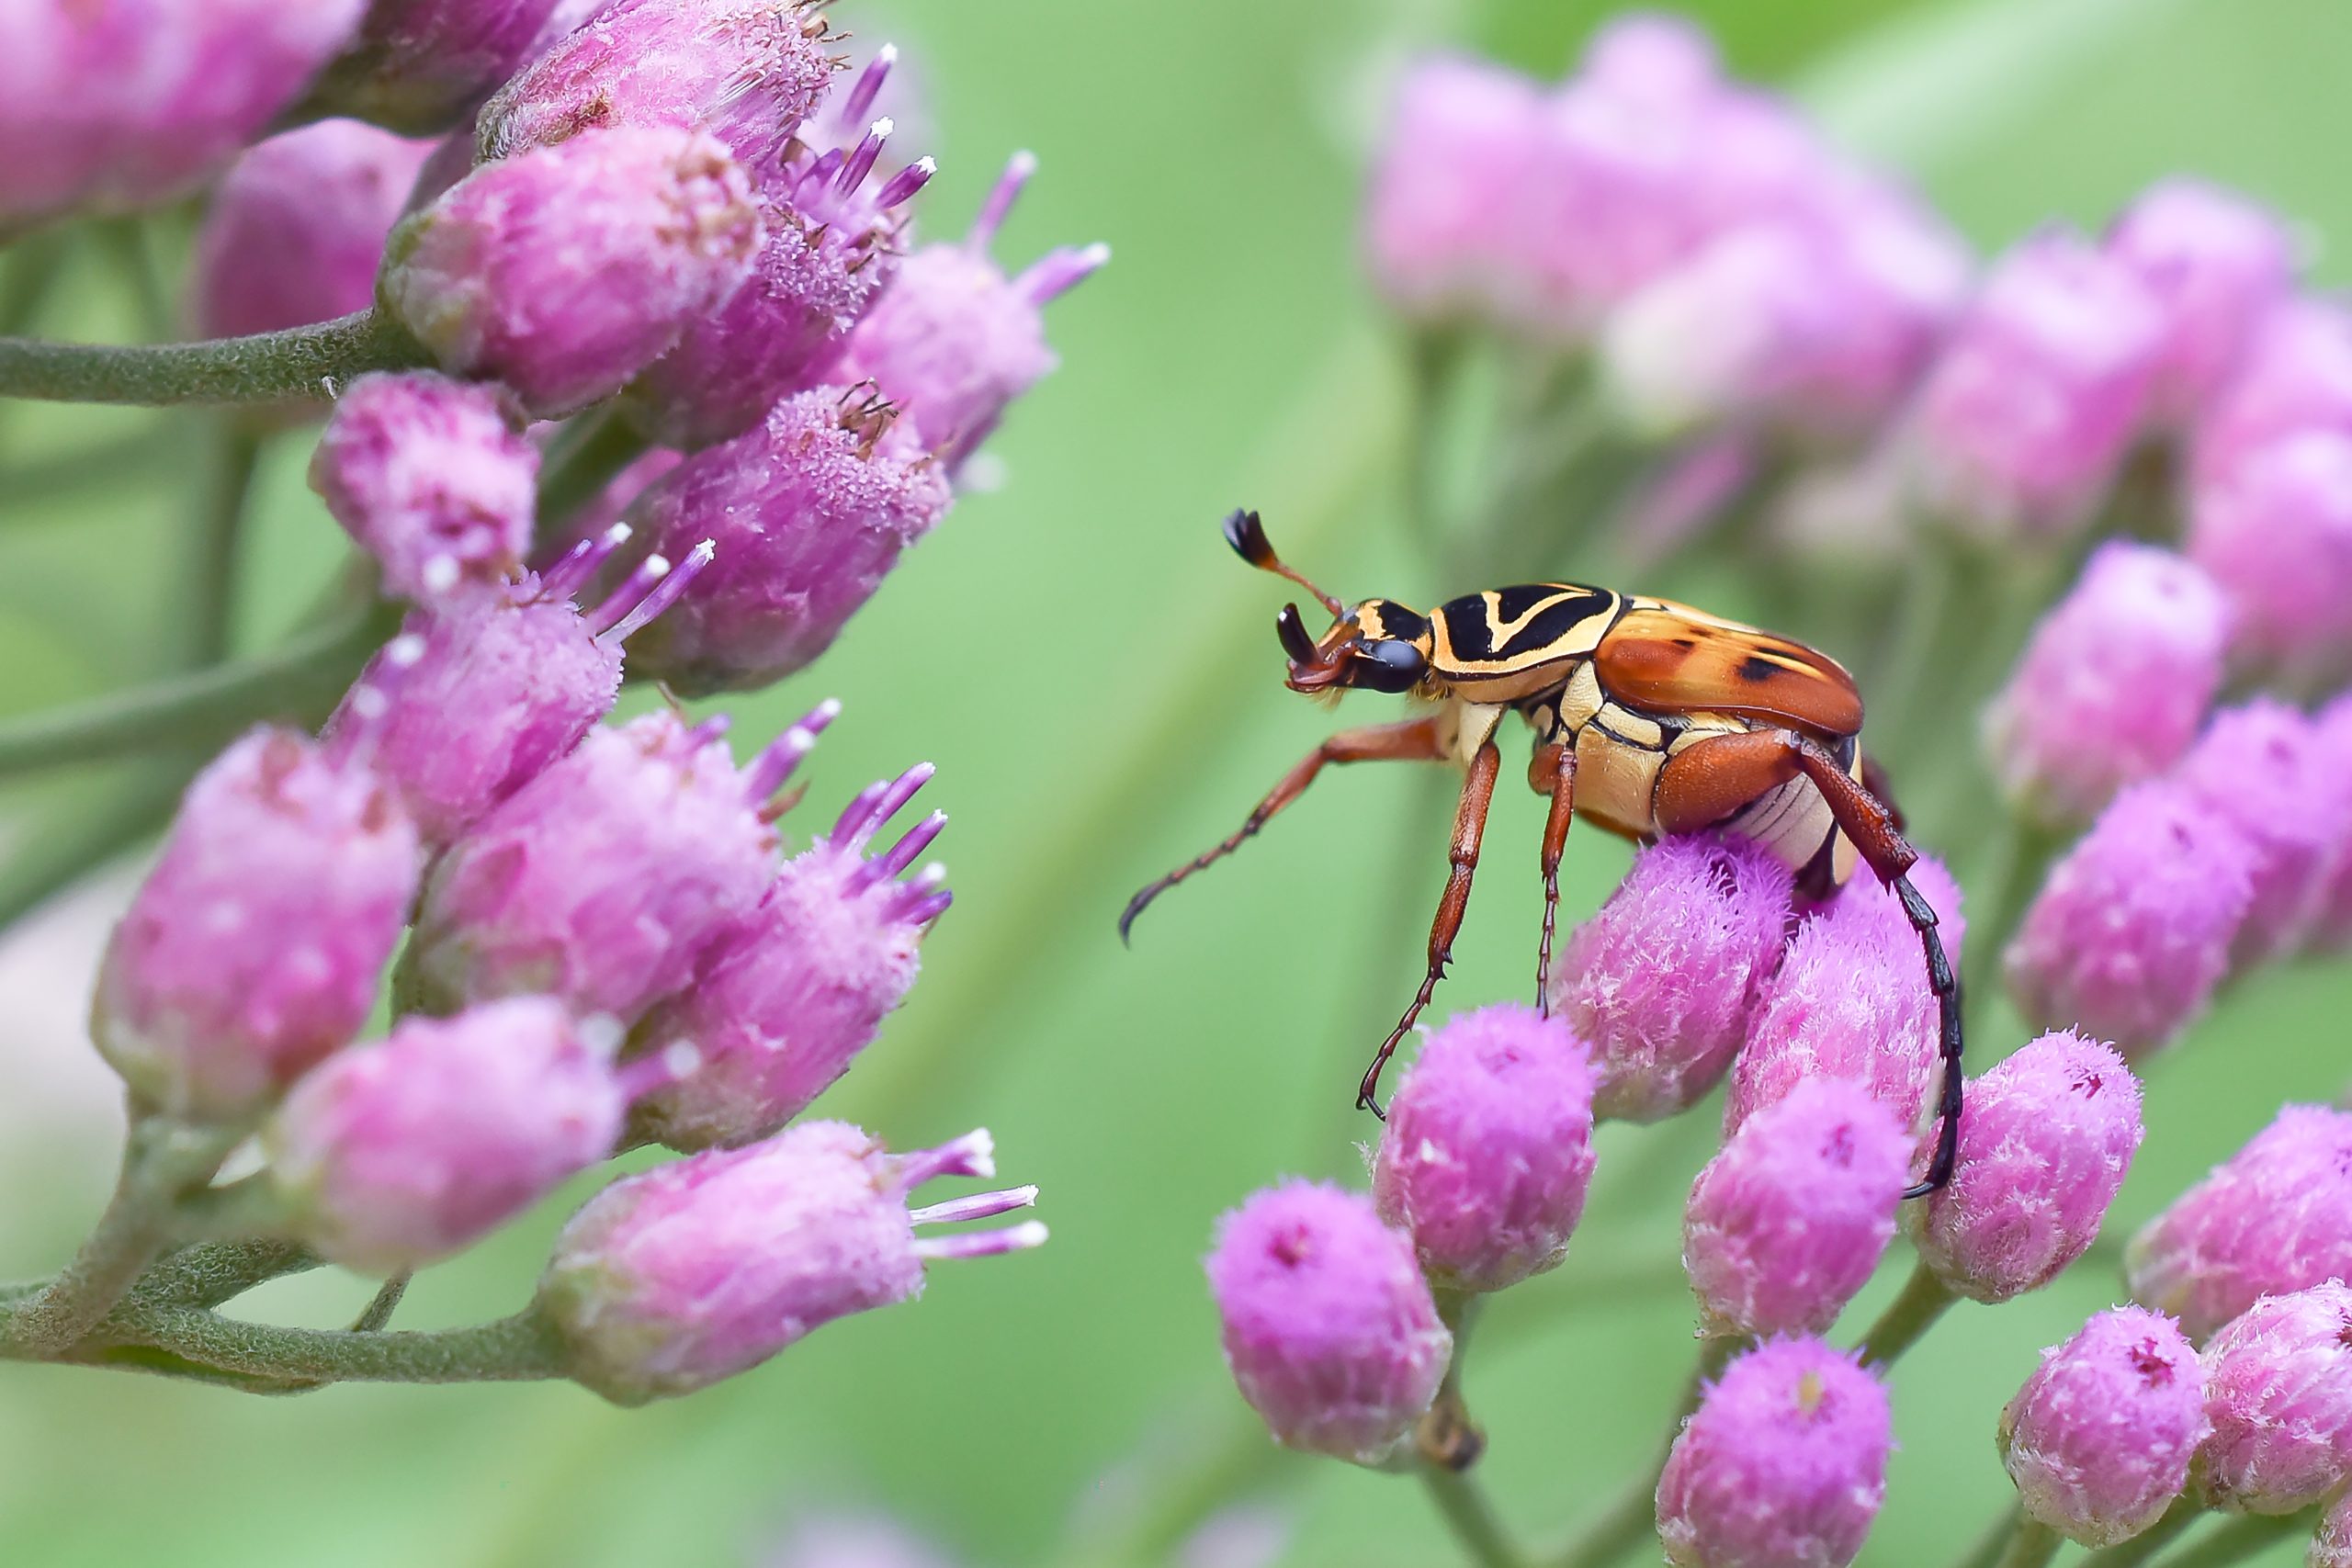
4, 0, 2352, 1562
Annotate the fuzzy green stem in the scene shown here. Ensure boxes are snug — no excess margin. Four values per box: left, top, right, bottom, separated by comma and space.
2148, 1510, 2311, 1568
1992, 1517, 2063, 1568
2082, 1498, 2203, 1568
61, 1304, 568, 1387
1424, 1465, 1532, 1568
1418, 1290, 1488, 1472
1856, 1262, 1957, 1368
127, 1242, 322, 1310
0, 310, 426, 406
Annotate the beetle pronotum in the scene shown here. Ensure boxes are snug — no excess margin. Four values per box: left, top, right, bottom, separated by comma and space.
1122, 509, 1963, 1197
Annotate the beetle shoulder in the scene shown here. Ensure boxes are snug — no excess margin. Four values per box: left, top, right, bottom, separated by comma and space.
1592, 599, 1863, 739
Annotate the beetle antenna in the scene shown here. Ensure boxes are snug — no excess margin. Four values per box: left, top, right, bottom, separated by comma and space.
1223, 508, 1344, 619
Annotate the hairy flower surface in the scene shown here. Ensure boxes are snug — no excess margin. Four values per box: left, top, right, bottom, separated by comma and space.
544, 1122, 1041, 1404
311, 0, 567, 133
380, 126, 762, 417
1551, 832, 1792, 1122
1998, 1306, 2206, 1547
2107, 178, 2295, 424
1205, 1180, 1451, 1468
2192, 297, 2352, 486
2189, 428, 2352, 687
1363, 54, 1546, 323
2195, 1282, 2352, 1513
1370, 1004, 1597, 1293
1984, 542, 2233, 827
1905, 1032, 2143, 1303
2173, 700, 2351, 964
2128, 1104, 2352, 1339
1684, 1077, 1909, 1337
269, 997, 624, 1274
95, 727, 418, 1120
1657, 1337, 1892, 1568
628, 758, 950, 1151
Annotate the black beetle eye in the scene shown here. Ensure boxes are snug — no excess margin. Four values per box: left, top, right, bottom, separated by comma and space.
1356, 638, 1427, 693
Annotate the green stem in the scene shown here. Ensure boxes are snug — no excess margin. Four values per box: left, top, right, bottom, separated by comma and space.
1947, 1506, 2025, 1568
1960, 815, 2064, 1015
1423, 1465, 1532, 1568
1992, 1517, 2063, 1568
96, 216, 171, 341
1548, 1337, 1738, 1568
1855, 1262, 1957, 1369
62, 1304, 568, 1387
0, 309, 426, 406
534, 406, 649, 534
1417, 1290, 1487, 1471
0, 600, 393, 779
170, 1172, 291, 1243
3, 1118, 242, 1357
2083, 1498, 2203, 1568
2148, 1510, 2310, 1568
126, 1242, 322, 1310
0, 227, 71, 336
184, 423, 261, 667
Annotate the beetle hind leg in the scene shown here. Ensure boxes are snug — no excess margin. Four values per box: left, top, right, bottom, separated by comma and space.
1531, 740, 1577, 1015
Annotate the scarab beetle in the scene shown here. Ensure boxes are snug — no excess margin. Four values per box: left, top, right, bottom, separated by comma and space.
1122, 509, 1963, 1197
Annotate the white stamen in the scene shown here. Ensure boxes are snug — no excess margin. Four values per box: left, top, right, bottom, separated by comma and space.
641, 553, 673, 580
576, 1013, 626, 1059
604, 523, 633, 547
662, 1040, 703, 1080
869, 116, 894, 139
384, 633, 427, 669
421, 555, 461, 595
876, 42, 898, 63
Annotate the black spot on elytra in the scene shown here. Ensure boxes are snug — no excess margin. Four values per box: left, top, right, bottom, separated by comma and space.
1736, 655, 1781, 683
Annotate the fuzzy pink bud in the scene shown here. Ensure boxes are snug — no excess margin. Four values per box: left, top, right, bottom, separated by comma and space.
402, 709, 791, 1022
1657, 1337, 1892, 1568
0, 0, 368, 231
2108, 179, 2296, 424
1205, 1180, 1452, 1467
2172, 700, 2352, 964
1363, 55, 1546, 323
311, 0, 567, 133
2189, 429, 2352, 688
311, 372, 537, 600
190, 121, 436, 344
2128, 1105, 2352, 1341
1683, 1077, 1909, 1337
543, 1121, 1043, 1404
1907, 230, 2165, 539
628, 760, 950, 1151
379, 126, 761, 418
1726, 856, 1963, 1136
1550, 832, 1792, 1122
1369, 1004, 1597, 1293
1905, 1032, 2143, 1303
2192, 298, 2352, 486
617, 389, 955, 694
2307, 694, 2352, 950
2195, 1282, 2352, 1513
832, 153, 1106, 470
268, 997, 623, 1274
1984, 543, 2233, 827
2317, 1490, 2352, 1568
2006, 782, 2257, 1059
1998, 1306, 2207, 1546
478, 0, 836, 166
94, 728, 419, 1119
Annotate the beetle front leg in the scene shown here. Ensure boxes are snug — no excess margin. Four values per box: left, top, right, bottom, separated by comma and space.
1655, 728, 1964, 1199
1531, 740, 1577, 1016
1359, 739, 1502, 1118
1119, 716, 1451, 942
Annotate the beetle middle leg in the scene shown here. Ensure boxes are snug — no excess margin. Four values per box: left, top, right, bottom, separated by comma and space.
1655, 728, 1963, 1198
1530, 740, 1577, 1016
1359, 739, 1502, 1118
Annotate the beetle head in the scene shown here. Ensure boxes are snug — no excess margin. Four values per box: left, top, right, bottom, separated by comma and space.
1223, 508, 1431, 697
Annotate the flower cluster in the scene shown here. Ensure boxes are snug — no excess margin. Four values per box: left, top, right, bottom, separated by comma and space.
0, 2, 1090, 1407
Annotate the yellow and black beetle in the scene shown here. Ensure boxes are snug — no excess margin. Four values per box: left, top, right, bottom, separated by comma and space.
1122, 509, 1962, 1197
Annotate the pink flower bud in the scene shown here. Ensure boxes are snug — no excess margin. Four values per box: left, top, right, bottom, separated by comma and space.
1550, 833, 1792, 1122
2196, 1282, 2352, 1513
322, 529, 708, 848
190, 120, 436, 344
2128, 1105, 2352, 1340
403, 709, 797, 1022
2107, 179, 2296, 424
311, 0, 567, 133
94, 728, 419, 1119
2317, 1489, 2352, 1568
1905, 1032, 2143, 1303
1600, 175, 1968, 444
616, 389, 954, 694
0, 0, 368, 231
2007, 782, 2257, 1059
1726, 855, 1963, 1137
629, 125, 935, 447
2307, 694, 2352, 951
1683, 1078, 1908, 1337
311, 372, 537, 600
1657, 1337, 1892, 1568
833, 153, 1107, 469
268, 997, 623, 1274
1998, 1306, 2207, 1547
542, 1121, 1042, 1404
478, 0, 836, 166
1984, 543, 2233, 827
380, 126, 761, 418
1907, 230, 2165, 539
2192, 298, 2352, 486
1206, 1181, 1451, 1467
2172, 700, 2352, 964
628, 761, 950, 1151
1369, 1004, 1596, 1293
1363, 55, 1547, 323
2189, 430, 2352, 688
